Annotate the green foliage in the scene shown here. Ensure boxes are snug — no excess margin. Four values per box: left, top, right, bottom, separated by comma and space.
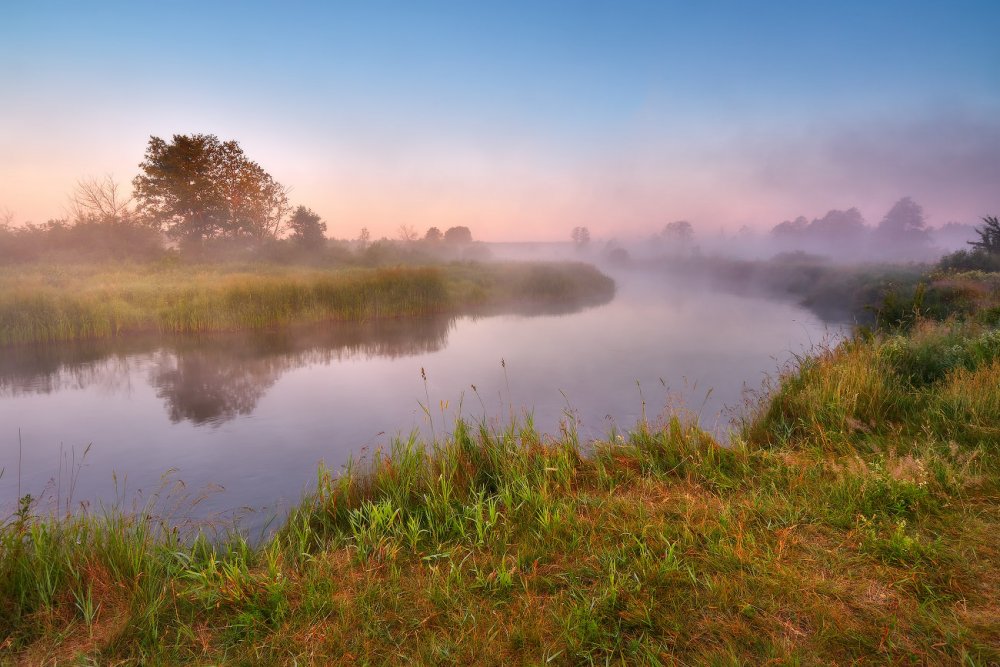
133, 134, 289, 243
882, 325, 1000, 386
286, 206, 327, 249
939, 248, 1000, 273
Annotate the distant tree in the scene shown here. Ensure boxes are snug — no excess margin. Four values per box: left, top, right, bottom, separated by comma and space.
603, 240, 630, 265
662, 220, 694, 245
658, 221, 693, 256
771, 216, 809, 238
69, 175, 135, 225
357, 227, 371, 249
397, 224, 419, 243
132, 134, 290, 243
444, 226, 472, 243
875, 196, 930, 256
0, 207, 13, 232
770, 209, 870, 258
287, 206, 327, 248
424, 226, 443, 242
571, 226, 591, 247
811, 208, 866, 240
968, 215, 1000, 254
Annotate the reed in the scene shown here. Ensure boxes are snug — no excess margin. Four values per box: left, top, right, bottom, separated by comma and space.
0, 261, 615, 346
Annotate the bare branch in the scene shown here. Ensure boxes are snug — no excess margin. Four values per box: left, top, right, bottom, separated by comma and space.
397, 224, 419, 243
70, 175, 134, 224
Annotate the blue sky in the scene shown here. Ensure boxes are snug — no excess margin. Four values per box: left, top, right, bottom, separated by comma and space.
2, 1, 998, 239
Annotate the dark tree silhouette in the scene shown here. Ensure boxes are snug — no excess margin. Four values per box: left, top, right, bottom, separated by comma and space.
571, 226, 591, 247
424, 227, 443, 242
287, 206, 327, 248
968, 215, 1000, 254
443, 226, 472, 243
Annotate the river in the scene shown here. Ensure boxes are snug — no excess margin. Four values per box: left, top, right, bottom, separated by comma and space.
0, 271, 844, 532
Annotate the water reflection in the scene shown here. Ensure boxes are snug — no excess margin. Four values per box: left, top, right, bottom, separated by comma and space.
1, 278, 841, 529
0, 305, 598, 425
146, 318, 454, 425
0, 316, 455, 424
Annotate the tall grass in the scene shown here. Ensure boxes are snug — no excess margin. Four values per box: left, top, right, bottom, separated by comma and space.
0, 261, 615, 345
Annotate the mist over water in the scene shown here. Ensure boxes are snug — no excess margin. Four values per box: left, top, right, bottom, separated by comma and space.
0, 273, 843, 530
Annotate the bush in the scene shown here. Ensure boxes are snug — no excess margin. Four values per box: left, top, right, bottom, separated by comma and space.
938, 249, 1000, 273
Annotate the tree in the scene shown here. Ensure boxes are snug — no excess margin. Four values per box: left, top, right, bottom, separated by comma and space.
132, 134, 290, 243
357, 227, 371, 249
875, 196, 930, 256
662, 220, 694, 245
444, 226, 472, 243
397, 224, 419, 243
811, 208, 866, 242
771, 216, 809, 238
0, 207, 13, 232
968, 215, 1000, 254
424, 226, 443, 242
571, 226, 591, 247
287, 206, 327, 248
69, 175, 135, 224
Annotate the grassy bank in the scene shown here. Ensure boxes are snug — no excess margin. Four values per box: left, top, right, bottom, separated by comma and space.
2, 274, 998, 664
0, 261, 615, 346
647, 252, 931, 324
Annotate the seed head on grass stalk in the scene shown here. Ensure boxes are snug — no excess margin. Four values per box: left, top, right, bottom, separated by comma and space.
420, 367, 436, 442
502, 358, 514, 426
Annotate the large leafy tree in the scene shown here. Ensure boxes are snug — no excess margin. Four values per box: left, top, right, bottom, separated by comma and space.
132, 134, 289, 243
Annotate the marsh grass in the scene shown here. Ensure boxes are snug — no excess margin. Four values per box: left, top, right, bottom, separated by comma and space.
1, 275, 998, 664
0, 261, 615, 346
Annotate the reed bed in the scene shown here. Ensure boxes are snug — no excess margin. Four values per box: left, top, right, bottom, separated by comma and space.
0, 261, 615, 345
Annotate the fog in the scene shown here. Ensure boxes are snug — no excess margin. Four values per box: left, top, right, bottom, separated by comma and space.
0, 270, 841, 528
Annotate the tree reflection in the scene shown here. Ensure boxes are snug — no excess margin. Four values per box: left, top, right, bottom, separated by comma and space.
0, 296, 616, 424
149, 348, 281, 425
147, 317, 455, 424
0, 316, 455, 424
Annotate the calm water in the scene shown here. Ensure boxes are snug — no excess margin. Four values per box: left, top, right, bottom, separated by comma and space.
0, 274, 842, 528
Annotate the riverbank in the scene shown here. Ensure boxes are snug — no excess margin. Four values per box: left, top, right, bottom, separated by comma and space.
1, 272, 998, 664
0, 261, 616, 346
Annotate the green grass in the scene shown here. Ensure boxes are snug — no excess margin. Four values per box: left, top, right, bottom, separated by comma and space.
0, 261, 615, 345
1, 275, 998, 664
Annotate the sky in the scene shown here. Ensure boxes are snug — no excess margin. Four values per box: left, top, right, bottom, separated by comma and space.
2, 1, 999, 241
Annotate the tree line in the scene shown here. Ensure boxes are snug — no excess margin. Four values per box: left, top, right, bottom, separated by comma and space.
641, 198, 997, 266
0, 134, 477, 262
